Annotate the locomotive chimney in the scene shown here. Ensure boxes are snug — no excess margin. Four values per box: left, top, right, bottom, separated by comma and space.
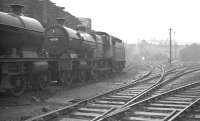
10, 4, 24, 15
56, 18, 65, 26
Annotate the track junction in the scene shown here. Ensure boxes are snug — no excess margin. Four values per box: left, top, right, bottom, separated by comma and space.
24, 63, 200, 121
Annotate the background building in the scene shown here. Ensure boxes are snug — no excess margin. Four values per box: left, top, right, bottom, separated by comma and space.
77, 17, 92, 32
0, 0, 80, 29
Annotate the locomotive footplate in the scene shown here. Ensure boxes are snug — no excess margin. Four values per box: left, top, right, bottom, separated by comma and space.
0, 58, 57, 63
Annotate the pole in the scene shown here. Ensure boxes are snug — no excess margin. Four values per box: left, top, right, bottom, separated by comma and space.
174, 32, 176, 59
175, 42, 177, 58
42, 0, 48, 27
169, 28, 172, 64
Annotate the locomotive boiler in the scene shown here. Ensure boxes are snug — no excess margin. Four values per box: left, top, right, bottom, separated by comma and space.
0, 5, 48, 96
44, 18, 96, 58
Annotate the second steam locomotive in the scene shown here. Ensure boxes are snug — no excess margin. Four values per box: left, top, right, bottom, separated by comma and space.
0, 5, 126, 96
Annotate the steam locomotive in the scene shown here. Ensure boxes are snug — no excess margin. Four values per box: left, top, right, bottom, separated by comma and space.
0, 5, 126, 96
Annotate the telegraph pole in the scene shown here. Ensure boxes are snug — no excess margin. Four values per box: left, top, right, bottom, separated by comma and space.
174, 32, 176, 59
169, 28, 172, 64
175, 42, 177, 58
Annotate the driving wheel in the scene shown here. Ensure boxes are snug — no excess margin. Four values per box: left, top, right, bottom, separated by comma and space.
10, 76, 27, 96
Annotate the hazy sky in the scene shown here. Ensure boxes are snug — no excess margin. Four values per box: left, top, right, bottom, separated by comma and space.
52, 0, 200, 44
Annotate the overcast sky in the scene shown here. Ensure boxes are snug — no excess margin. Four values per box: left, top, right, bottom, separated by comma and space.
52, 0, 200, 44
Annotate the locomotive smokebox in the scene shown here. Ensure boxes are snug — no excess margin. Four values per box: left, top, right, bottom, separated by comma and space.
10, 4, 24, 15
56, 18, 65, 25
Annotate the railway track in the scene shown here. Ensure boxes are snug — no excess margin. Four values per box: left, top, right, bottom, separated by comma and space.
25, 64, 192, 121
151, 67, 200, 96
119, 66, 200, 108
25, 66, 165, 121
162, 68, 200, 121
99, 81, 200, 121
169, 95, 200, 121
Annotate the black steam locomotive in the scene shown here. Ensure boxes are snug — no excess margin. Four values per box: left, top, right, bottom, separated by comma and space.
0, 5, 125, 96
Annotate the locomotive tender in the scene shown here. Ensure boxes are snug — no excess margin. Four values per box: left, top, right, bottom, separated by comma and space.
0, 5, 125, 96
